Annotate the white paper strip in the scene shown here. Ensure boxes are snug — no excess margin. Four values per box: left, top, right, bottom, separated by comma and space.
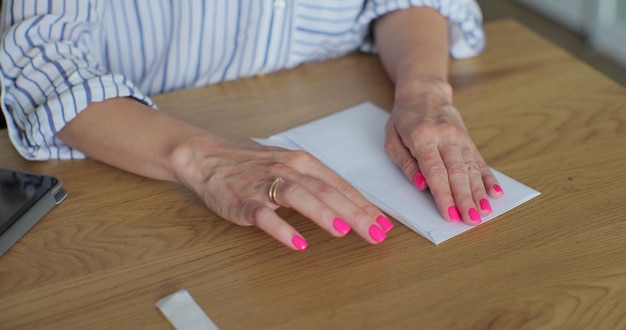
156, 289, 219, 330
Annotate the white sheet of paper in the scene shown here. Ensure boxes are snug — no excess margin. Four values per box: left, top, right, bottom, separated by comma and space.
254, 102, 540, 244
156, 289, 220, 330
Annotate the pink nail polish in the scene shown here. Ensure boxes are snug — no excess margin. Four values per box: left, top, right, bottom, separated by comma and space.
469, 208, 482, 222
412, 172, 426, 190
494, 184, 504, 195
448, 206, 461, 222
376, 215, 394, 232
333, 217, 352, 236
479, 198, 492, 212
369, 225, 386, 243
291, 235, 308, 251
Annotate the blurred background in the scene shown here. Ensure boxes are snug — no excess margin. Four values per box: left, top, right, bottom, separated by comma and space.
480, 0, 626, 86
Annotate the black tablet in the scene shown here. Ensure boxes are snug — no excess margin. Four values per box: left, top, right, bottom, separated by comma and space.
0, 168, 67, 255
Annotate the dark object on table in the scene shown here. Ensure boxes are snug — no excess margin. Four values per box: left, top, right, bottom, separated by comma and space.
0, 168, 67, 255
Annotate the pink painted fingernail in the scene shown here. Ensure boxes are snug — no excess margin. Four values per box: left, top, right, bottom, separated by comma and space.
480, 198, 492, 213
376, 215, 394, 232
494, 184, 504, 195
448, 206, 461, 222
291, 235, 308, 251
369, 225, 387, 243
412, 172, 427, 190
469, 208, 482, 222
333, 217, 352, 236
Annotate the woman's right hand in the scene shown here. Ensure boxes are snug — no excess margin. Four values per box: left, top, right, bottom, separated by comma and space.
170, 135, 394, 251
56, 97, 393, 251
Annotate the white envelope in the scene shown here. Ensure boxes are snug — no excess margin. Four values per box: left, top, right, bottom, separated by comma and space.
254, 102, 540, 244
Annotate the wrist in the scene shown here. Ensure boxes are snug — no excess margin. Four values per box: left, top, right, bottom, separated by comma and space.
394, 76, 453, 107
168, 132, 227, 191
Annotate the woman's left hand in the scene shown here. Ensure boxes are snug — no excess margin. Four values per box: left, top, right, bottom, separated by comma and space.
384, 80, 504, 225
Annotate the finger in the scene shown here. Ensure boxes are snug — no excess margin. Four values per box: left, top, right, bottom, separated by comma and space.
461, 146, 492, 216
384, 126, 428, 191
274, 178, 389, 244
440, 142, 481, 225
271, 179, 352, 238
414, 144, 461, 223
285, 152, 392, 240
473, 152, 504, 199
242, 200, 308, 251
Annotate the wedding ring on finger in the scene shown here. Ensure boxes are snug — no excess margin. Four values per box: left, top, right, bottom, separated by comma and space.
268, 177, 284, 205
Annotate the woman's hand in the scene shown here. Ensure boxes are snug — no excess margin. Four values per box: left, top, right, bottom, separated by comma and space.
58, 98, 392, 252
384, 79, 503, 225
170, 136, 394, 250
372, 7, 502, 224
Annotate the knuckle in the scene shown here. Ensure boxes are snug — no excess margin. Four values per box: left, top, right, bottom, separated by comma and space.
465, 160, 481, 174
426, 163, 448, 178
436, 82, 453, 99
335, 179, 355, 195
347, 209, 369, 223
315, 182, 335, 198
249, 205, 283, 236
455, 192, 473, 203
460, 145, 473, 157
472, 187, 486, 198
447, 162, 468, 176
477, 161, 491, 173
237, 201, 266, 227
250, 204, 270, 223
384, 137, 418, 176
432, 190, 454, 203
384, 137, 402, 155
286, 150, 317, 168
280, 181, 299, 198
363, 204, 381, 217
440, 123, 461, 141
412, 123, 438, 144
398, 156, 416, 175
268, 162, 291, 175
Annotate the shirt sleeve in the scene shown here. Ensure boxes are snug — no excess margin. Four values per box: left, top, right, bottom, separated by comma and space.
358, 0, 486, 59
0, 0, 155, 160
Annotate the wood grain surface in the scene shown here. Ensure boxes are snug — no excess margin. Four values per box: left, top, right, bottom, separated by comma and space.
1, 19, 625, 329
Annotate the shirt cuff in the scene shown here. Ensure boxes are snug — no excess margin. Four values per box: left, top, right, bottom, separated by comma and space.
1, 73, 155, 160
359, 0, 486, 59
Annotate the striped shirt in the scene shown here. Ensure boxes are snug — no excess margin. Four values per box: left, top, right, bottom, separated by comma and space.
0, 0, 485, 160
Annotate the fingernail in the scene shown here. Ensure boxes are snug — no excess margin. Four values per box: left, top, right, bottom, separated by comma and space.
376, 215, 394, 232
332, 217, 352, 236
494, 184, 504, 195
469, 208, 482, 222
412, 172, 426, 190
369, 225, 386, 243
448, 206, 461, 222
479, 198, 492, 212
291, 235, 308, 251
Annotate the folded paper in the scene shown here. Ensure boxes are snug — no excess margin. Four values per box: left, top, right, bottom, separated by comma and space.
254, 102, 540, 244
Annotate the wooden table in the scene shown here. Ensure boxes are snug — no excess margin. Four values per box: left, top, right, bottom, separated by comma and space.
1, 19, 625, 329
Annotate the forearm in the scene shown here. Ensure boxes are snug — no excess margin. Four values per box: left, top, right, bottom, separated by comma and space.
56, 97, 223, 183
374, 7, 452, 102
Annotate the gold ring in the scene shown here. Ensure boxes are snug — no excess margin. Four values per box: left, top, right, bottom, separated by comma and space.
268, 178, 284, 205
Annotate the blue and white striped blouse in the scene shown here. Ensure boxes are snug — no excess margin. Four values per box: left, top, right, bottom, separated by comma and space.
0, 0, 485, 160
